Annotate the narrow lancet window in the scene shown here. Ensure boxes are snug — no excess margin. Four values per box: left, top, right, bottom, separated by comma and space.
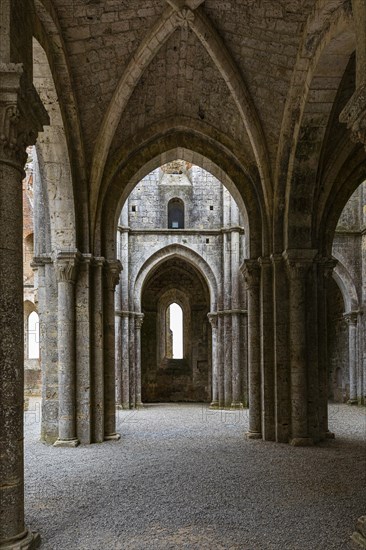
28, 311, 40, 359
168, 198, 184, 228
166, 303, 183, 359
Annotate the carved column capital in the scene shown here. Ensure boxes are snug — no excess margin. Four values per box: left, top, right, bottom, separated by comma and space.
103, 259, 122, 290
135, 313, 144, 329
92, 256, 105, 268
31, 255, 52, 270
55, 252, 81, 284
0, 63, 49, 171
343, 311, 358, 326
283, 249, 317, 281
317, 256, 338, 280
207, 312, 218, 329
340, 83, 366, 150
240, 259, 260, 290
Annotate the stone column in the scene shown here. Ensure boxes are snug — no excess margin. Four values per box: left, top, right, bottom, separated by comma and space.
208, 313, 219, 408
231, 310, 243, 409
129, 314, 136, 408
271, 254, 290, 443
217, 313, 225, 408
103, 259, 122, 440
54, 252, 80, 447
259, 257, 275, 440
223, 232, 232, 407
119, 210, 130, 409
0, 62, 47, 548
230, 207, 242, 409
121, 311, 130, 409
115, 230, 123, 408
284, 249, 317, 446
344, 311, 359, 404
241, 259, 261, 439
91, 257, 105, 443
134, 313, 144, 408
318, 257, 337, 439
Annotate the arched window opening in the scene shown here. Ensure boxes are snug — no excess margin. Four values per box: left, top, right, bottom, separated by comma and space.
168, 198, 184, 229
166, 303, 183, 359
28, 311, 40, 359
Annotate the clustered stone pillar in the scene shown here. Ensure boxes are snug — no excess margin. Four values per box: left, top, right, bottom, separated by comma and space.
259, 256, 275, 440
344, 312, 359, 404
54, 252, 80, 447
284, 250, 317, 446
103, 259, 122, 440
241, 259, 262, 439
271, 253, 290, 443
0, 62, 47, 549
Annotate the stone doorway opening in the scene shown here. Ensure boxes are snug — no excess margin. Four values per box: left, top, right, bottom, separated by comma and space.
141, 257, 211, 403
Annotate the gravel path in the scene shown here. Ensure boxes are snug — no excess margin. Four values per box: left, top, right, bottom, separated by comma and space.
24, 402, 366, 549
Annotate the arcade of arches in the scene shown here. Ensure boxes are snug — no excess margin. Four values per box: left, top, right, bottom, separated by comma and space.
1, 0, 366, 548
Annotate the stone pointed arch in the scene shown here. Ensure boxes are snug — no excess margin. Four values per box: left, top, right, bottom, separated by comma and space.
274, 0, 355, 251
134, 244, 218, 312
32, 37, 77, 253
32, 0, 88, 248
97, 122, 265, 260
90, 5, 271, 237
332, 259, 359, 312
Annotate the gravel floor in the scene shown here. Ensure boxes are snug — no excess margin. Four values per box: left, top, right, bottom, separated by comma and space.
24, 401, 366, 549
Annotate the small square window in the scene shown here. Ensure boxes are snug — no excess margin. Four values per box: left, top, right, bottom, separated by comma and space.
210, 205, 214, 210
172, 221, 179, 228
206, 238, 210, 244
131, 205, 136, 212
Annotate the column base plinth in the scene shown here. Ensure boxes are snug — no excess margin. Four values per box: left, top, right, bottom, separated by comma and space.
136, 402, 144, 409
0, 528, 41, 549
104, 433, 121, 441
347, 399, 358, 405
53, 438, 80, 448
290, 437, 314, 447
121, 403, 130, 410
245, 431, 262, 440
230, 401, 243, 410
209, 401, 220, 409
325, 430, 335, 439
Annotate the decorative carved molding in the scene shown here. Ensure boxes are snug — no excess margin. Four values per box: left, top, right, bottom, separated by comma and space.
343, 311, 359, 326
55, 252, 80, 284
92, 256, 105, 268
340, 83, 366, 150
283, 249, 317, 281
207, 312, 218, 328
104, 259, 123, 290
174, 7, 195, 27
240, 259, 260, 290
0, 63, 49, 170
318, 256, 338, 280
135, 314, 144, 329
31, 255, 52, 269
